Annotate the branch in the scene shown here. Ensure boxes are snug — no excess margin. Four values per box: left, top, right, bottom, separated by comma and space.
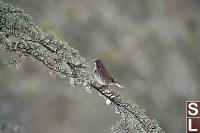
0, 2, 165, 133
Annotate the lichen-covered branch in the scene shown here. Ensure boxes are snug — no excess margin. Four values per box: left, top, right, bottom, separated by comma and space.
0, 2, 165, 133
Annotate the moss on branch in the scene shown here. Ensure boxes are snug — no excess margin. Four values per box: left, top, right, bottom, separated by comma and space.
0, 2, 165, 133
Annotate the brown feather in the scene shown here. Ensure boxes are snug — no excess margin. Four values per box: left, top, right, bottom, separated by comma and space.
93, 58, 124, 88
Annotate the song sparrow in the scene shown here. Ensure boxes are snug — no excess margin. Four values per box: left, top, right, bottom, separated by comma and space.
93, 58, 124, 88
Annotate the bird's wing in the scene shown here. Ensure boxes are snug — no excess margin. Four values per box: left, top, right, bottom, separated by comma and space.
100, 66, 114, 83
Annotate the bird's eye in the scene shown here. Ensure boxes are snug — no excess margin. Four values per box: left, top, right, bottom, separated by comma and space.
96, 60, 100, 63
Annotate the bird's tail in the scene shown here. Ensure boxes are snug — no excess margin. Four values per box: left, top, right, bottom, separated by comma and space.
112, 82, 124, 88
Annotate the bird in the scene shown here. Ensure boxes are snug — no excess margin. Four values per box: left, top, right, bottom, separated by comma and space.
93, 58, 124, 88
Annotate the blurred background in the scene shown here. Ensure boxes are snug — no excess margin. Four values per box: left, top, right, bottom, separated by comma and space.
0, 0, 200, 132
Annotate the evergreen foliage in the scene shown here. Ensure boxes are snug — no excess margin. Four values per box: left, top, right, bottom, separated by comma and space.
0, 2, 165, 133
